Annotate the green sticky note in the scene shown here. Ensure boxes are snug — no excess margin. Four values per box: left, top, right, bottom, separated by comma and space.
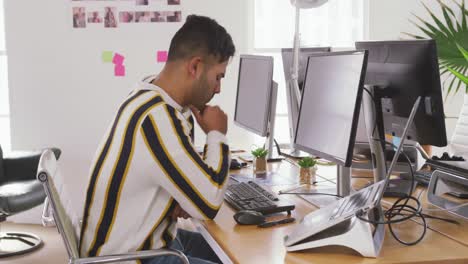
102, 51, 113, 63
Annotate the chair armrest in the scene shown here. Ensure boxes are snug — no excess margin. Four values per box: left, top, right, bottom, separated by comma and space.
73, 249, 189, 264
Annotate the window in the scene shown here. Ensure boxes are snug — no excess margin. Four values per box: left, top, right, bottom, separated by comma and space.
252, 0, 365, 144
0, 0, 10, 151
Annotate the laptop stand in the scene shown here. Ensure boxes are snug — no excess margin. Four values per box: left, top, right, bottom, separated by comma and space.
285, 93, 423, 258
286, 207, 385, 258
427, 168, 468, 219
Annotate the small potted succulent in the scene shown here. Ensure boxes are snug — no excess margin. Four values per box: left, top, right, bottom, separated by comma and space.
251, 147, 268, 173
297, 156, 317, 185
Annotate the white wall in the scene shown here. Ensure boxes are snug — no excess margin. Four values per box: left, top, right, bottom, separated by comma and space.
5, 0, 253, 223
367, 0, 466, 147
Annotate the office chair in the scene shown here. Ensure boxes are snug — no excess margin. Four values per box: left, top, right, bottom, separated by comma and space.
0, 144, 61, 257
449, 96, 468, 158
37, 149, 189, 264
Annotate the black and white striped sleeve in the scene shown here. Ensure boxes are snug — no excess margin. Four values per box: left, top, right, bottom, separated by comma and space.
140, 104, 230, 220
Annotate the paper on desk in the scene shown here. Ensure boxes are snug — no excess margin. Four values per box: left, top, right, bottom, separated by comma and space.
102, 51, 113, 62
113, 53, 125, 65
114, 64, 125, 76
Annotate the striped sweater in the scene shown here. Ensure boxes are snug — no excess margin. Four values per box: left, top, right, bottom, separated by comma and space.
79, 79, 230, 261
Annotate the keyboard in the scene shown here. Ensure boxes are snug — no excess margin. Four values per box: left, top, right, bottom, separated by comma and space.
329, 186, 373, 220
224, 181, 295, 215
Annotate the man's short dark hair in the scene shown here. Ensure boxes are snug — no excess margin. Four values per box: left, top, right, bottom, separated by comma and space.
168, 15, 235, 63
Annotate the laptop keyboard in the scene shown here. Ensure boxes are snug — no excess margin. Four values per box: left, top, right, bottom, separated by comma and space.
329, 187, 373, 220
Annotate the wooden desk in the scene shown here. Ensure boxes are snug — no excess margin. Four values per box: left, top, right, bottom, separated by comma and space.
200, 161, 468, 264
386, 188, 468, 248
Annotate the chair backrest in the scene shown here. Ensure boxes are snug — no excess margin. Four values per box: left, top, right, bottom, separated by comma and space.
0, 145, 4, 183
450, 95, 468, 158
37, 150, 80, 260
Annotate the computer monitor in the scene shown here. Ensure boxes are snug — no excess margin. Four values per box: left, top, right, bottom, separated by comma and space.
355, 39, 447, 147
293, 50, 368, 167
281, 47, 332, 91
281, 47, 331, 156
234, 55, 279, 160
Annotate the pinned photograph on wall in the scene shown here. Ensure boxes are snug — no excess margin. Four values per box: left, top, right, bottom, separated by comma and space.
168, 0, 180, 5
119, 11, 134, 23
112, 53, 125, 65
72, 7, 86, 28
151, 12, 165, 22
165, 11, 181, 22
114, 65, 126, 77
157, 51, 168, 63
88, 11, 103, 23
135, 12, 152, 23
102, 51, 114, 63
104, 7, 118, 28
136, 0, 149, 5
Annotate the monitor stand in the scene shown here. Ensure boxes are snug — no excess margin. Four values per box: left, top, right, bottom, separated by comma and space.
265, 81, 283, 162
363, 85, 420, 198
384, 178, 418, 197
279, 148, 309, 159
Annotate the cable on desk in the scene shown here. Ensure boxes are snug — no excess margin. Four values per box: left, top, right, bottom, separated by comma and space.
380, 200, 460, 226
273, 138, 282, 158
358, 90, 430, 245
359, 137, 427, 245
363, 87, 378, 136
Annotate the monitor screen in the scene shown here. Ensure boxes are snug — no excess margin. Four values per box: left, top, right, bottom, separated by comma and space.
294, 51, 368, 166
234, 55, 274, 137
355, 40, 447, 147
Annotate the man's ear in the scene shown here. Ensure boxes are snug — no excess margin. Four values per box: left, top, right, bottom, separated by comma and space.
187, 56, 203, 79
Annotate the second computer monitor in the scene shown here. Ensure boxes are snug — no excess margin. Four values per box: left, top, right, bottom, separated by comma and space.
355, 40, 447, 147
281, 47, 331, 91
281, 47, 331, 147
234, 55, 274, 137
294, 51, 368, 167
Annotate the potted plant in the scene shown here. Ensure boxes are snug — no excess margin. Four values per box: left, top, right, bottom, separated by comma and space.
403, 1, 468, 155
297, 156, 318, 185
251, 147, 268, 173
404, 1, 467, 97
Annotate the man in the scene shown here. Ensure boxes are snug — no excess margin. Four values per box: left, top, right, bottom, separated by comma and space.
79, 15, 235, 264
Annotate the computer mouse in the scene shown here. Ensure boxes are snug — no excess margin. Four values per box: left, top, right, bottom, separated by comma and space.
230, 158, 242, 170
233, 210, 266, 225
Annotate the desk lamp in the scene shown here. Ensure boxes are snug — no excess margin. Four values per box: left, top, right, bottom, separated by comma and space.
289, 0, 329, 104
287, 0, 329, 157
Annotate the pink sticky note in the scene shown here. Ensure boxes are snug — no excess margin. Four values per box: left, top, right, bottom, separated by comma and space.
157, 51, 168, 62
114, 65, 125, 76
113, 53, 125, 65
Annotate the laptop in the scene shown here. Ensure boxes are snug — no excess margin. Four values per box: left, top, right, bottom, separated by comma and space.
284, 180, 385, 247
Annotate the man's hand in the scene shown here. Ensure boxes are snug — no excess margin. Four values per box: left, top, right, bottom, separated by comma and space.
190, 105, 228, 135
170, 204, 191, 221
